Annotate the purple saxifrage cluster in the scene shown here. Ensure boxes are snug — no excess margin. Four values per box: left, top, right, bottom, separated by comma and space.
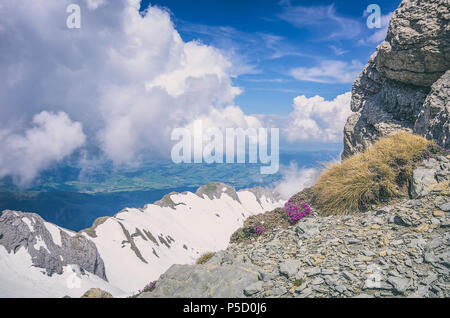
284, 198, 311, 224
256, 223, 264, 235
130, 281, 157, 297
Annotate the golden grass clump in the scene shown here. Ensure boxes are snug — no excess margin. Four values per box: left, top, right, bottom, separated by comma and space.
196, 252, 215, 264
311, 133, 435, 216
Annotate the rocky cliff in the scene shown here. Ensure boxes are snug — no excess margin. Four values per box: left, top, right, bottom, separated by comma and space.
343, 0, 449, 158
0, 211, 107, 280
139, 155, 450, 299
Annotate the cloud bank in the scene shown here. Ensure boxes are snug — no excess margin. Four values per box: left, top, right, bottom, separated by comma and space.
0, 112, 86, 186
0, 0, 253, 170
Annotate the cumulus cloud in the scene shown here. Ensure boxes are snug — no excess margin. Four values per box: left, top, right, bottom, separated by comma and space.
290, 60, 363, 83
0, 0, 355, 185
0, 112, 86, 186
0, 0, 249, 170
184, 106, 262, 132
273, 162, 320, 199
283, 92, 352, 143
178, 106, 265, 162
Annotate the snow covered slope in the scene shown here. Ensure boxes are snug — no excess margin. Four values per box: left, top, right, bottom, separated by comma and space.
0, 183, 284, 297
0, 246, 125, 298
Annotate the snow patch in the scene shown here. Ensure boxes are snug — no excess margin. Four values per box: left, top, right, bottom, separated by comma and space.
1, 186, 284, 297
91, 189, 283, 293
0, 246, 125, 298
22, 217, 34, 232
44, 222, 62, 246
33, 236, 49, 253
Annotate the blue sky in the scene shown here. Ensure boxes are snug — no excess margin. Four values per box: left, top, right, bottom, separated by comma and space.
141, 0, 401, 115
0, 0, 403, 185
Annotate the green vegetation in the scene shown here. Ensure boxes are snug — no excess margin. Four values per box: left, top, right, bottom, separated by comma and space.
230, 207, 293, 243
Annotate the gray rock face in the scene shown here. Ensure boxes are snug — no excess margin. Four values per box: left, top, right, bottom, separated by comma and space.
295, 221, 320, 239
243, 187, 282, 205
376, 0, 450, 87
343, 0, 450, 158
194, 183, 282, 206
387, 276, 410, 294
410, 157, 450, 198
415, 71, 450, 149
196, 182, 241, 202
279, 260, 301, 278
243, 281, 263, 296
439, 202, 450, 212
0, 210, 107, 280
139, 262, 260, 298
156, 183, 282, 208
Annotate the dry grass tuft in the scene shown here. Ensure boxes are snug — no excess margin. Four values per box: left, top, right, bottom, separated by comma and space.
310, 133, 437, 215
196, 252, 215, 264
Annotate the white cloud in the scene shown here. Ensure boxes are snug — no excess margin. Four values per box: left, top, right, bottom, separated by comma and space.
368, 12, 393, 44
360, 12, 394, 45
145, 42, 241, 98
329, 45, 348, 56
284, 92, 352, 143
0, 0, 246, 169
290, 60, 363, 83
0, 0, 357, 186
273, 162, 320, 199
180, 106, 264, 161
0, 112, 86, 186
277, 4, 362, 40
84, 0, 106, 10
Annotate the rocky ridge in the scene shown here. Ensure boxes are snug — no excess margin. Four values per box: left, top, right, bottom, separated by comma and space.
0, 182, 283, 297
139, 156, 449, 298
343, 0, 449, 158
0, 211, 107, 280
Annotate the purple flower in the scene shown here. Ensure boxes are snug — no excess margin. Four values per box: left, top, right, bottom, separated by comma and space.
284, 198, 311, 224
256, 223, 264, 235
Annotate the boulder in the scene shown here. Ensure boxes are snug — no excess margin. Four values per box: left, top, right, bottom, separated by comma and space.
138, 262, 260, 298
81, 288, 113, 298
